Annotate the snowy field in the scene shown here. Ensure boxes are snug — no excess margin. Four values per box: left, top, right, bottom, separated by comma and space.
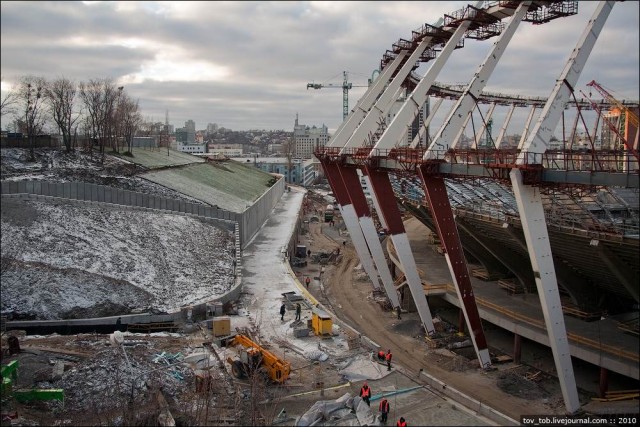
1, 148, 237, 320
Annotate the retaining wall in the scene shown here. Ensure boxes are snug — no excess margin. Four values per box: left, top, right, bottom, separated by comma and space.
1, 175, 283, 330
0, 178, 284, 249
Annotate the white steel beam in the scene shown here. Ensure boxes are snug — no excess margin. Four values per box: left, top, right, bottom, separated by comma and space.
360, 171, 402, 307
510, 170, 578, 412
410, 97, 444, 149
338, 166, 400, 307
495, 103, 516, 148
341, 203, 382, 291
425, 2, 530, 159
511, 1, 615, 415
373, 6, 478, 153
390, 233, 435, 335
366, 167, 436, 335
518, 1, 614, 159
329, 50, 410, 148
517, 105, 538, 150
340, 18, 448, 153
359, 214, 400, 307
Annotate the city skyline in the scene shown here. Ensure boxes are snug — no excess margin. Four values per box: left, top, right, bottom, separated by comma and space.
1, 1, 638, 135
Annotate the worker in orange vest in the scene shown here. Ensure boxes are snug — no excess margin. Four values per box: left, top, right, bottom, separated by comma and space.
377, 349, 386, 362
379, 398, 390, 423
385, 349, 393, 371
359, 381, 371, 406
397, 416, 407, 427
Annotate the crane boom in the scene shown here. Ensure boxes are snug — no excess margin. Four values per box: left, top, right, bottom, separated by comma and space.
306, 71, 368, 120
580, 89, 639, 162
587, 80, 639, 128
224, 334, 291, 383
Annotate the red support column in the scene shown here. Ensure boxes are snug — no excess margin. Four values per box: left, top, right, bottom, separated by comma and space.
363, 167, 405, 235
337, 166, 370, 218
417, 167, 489, 360
599, 367, 609, 398
318, 158, 350, 208
513, 333, 522, 365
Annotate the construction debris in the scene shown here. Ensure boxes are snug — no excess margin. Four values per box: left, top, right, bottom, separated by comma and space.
296, 392, 379, 426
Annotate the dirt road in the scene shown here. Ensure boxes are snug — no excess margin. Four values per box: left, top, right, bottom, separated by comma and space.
300, 202, 565, 421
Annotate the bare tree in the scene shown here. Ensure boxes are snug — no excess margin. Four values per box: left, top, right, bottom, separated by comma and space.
79, 79, 101, 158
1, 77, 18, 120
18, 76, 48, 161
45, 76, 80, 152
119, 94, 141, 153
283, 137, 295, 184
79, 78, 120, 164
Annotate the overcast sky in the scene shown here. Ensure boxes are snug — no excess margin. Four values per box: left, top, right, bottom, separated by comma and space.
1, 1, 638, 135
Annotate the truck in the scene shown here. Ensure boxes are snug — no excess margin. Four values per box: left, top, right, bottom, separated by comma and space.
324, 204, 334, 222
222, 334, 291, 384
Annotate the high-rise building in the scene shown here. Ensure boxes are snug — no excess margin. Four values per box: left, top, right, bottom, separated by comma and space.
185, 120, 196, 143
293, 114, 329, 159
176, 119, 204, 153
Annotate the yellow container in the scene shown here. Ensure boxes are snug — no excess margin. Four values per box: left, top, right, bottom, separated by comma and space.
212, 316, 231, 337
311, 308, 332, 336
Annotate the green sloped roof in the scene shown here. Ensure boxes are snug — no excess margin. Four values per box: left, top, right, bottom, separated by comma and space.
116, 148, 205, 168
142, 161, 275, 212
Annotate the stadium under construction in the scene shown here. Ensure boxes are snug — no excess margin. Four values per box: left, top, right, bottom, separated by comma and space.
314, 1, 639, 415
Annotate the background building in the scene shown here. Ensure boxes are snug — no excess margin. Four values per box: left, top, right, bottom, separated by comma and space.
231, 156, 316, 186
177, 119, 205, 153
293, 114, 329, 159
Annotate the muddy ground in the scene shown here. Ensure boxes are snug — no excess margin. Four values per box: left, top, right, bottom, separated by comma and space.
290, 191, 586, 421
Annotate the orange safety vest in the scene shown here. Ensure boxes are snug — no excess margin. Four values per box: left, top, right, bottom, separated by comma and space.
386, 352, 392, 361
378, 351, 385, 358
397, 420, 407, 427
360, 386, 370, 398
379, 399, 389, 413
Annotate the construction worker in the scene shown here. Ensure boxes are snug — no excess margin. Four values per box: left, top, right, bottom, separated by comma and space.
379, 397, 390, 423
305, 276, 311, 289
280, 302, 286, 321
385, 349, 393, 371
396, 416, 407, 427
359, 381, 371, 406
295, 303, 301, 321
396, 305, 402, 320
377, 349, 386, 362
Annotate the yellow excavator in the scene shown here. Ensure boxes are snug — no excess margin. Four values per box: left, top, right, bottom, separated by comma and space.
222, 334, 291, 384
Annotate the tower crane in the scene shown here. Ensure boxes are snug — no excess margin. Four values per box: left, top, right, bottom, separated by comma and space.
307, 71, 369, 120
586, 80, 639, 159
586, 80, 639, 128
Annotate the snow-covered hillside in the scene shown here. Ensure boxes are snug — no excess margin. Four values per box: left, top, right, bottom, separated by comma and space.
1, 148, 235, 320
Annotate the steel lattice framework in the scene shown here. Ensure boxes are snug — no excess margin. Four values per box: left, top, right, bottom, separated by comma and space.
314, 1, 638, 415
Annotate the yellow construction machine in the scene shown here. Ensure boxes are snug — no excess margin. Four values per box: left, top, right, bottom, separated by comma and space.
222, 334, 291, 384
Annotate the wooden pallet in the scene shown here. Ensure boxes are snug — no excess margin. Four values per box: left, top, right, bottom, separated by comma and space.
472, 268, 490, 280
617, 318, 639, 336
472, 268, 508, 281
498, 279, 523, 295
422, 283, 448, 295
562, 305, 603, 321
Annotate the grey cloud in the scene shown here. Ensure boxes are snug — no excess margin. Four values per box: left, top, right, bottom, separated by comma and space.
1, 1, 638, 132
